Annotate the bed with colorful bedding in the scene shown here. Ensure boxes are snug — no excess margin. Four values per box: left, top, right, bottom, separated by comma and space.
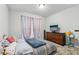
15, 38, 57, 55
0, 38, 57, 55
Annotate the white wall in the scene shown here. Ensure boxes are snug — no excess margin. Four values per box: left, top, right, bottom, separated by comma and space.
45, 6, 79, 33
0, 4, 8, 38
9, 11, 45, 39
9, 5, 79, 39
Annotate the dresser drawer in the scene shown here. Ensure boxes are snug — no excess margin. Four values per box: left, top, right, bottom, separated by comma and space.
45, 32, 66, 46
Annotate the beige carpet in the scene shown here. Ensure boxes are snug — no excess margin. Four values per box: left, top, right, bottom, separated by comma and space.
53, 43, 79, 55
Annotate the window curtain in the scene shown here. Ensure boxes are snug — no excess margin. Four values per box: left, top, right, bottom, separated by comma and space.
21, 15, 43, 39
33, 18, 40, 39
21, 16, 31, 38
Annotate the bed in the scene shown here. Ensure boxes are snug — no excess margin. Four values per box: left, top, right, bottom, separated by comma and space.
15, 38, 57, 55
0, 38, 57, 55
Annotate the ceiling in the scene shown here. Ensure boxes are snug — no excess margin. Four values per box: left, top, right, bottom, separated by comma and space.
7, 4, 78, 17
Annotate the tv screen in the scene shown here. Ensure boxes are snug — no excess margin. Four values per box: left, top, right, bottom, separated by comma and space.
50, 25, 59, 32
50, 25, 58, 27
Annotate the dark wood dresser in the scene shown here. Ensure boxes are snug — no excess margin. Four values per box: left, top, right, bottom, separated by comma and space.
44, 31, 66, 46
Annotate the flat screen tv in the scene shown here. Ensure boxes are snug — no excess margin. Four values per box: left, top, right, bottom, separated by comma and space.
50, 25, 60, 32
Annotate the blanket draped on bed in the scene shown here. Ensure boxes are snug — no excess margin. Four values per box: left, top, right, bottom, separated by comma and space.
25, 39, 46, 48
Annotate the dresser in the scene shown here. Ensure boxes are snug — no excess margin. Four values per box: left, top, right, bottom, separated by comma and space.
44, 31, 66, 46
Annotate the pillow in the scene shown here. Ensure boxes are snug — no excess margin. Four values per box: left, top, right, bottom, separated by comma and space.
6, 36, 15, 43
12, 36, 16, 42
0, 46, 3, 55
0, 38, 2, 42
1, 40, 10, 47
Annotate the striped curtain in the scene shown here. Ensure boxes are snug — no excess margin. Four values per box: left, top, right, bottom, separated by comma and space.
33, 18, 41, 39
21, 15, 31, 38
21, 15, 43, 39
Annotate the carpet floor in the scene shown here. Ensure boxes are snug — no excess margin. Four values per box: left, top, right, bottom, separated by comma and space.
53, 43, 79, 55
